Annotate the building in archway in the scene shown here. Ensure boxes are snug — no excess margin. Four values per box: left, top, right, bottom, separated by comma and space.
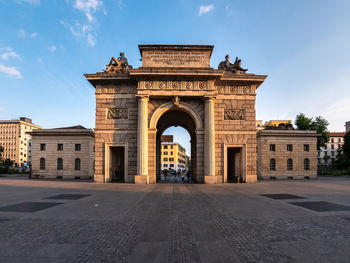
85, 45, 267, 183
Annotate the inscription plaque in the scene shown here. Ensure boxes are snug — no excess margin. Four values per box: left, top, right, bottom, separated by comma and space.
139, 45, 213, 68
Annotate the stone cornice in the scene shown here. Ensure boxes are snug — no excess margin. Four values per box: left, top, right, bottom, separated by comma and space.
257, 130, 319, 137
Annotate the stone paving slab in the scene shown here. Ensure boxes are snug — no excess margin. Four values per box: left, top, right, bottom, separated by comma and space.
0, 177, 349, 262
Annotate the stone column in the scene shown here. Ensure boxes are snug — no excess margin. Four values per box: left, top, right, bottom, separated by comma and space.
135, 96, 149, 184
204, 97, 216, 183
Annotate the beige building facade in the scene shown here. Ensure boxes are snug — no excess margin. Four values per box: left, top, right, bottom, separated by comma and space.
257, 129, 318, 179
85, 44, 267, 184
30, 126, 94, 179
161, 142, 188, 172
0, 117, 42, 166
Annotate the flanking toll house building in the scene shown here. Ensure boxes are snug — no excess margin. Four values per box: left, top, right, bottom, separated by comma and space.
84, 44, 317, 184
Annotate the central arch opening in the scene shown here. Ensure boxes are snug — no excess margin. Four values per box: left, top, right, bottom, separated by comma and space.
155, 109, 197, 183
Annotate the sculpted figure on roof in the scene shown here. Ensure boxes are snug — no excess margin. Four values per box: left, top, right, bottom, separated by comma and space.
218, 55, 247, 74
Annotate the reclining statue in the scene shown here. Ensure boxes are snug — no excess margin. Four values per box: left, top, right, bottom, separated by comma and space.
105, 52, 132, 73
218, 55, 247, 74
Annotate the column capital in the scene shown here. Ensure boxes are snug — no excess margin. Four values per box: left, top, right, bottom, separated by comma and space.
203, 96, 216, 102
136, 95, 149, 102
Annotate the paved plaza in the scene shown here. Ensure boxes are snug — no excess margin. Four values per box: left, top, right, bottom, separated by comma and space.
0, 177, 349, 262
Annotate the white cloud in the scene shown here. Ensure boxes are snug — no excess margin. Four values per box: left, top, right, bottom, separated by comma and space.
0, 48, 20, 60
48, 45, 56, 52
18, 0, 40, 5
198, 4, 214, 16
0, 63, 22, 78
74, 0, 102, 22
31, 32, 39, 38
18, 29, 26, 38
87, 33, 96, 46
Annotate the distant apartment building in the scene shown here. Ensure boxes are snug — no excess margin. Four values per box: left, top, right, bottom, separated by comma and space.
263, 120, 292, 128
0, 117, 42, 166
256, 120, 264, 131
160, 136, 189, 172
29, 125, 94, 179
346, 121, 350, 133
318, 132, 346, 166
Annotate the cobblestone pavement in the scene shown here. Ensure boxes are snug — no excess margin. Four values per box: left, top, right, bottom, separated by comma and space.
0, 177, 349, 262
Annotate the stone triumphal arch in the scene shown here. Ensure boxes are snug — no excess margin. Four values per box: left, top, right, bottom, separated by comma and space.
85, 45, 266, 184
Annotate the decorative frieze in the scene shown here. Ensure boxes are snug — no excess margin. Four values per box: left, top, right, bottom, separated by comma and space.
107, 108, 128, 119
96, 87, 120, 94
138, 80, 214, 91
224, 109, 245, 120
216, 85, 256, 95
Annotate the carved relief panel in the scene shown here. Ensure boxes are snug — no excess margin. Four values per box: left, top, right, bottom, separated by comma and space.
224, 109, 245, 120
107, 108, 128, 119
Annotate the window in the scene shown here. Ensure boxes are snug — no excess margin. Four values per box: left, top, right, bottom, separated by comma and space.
75, 158, 81, 171
163, 164, 168, 167
169, 158, 174, 162
287, 159, 293, 171
40, 158, 45, 170
57, 144, 63, 151
164, 151, 168, 155
163, 145, 168, 149
75, 144, 81, 151
163, 158, 168, 161
57, 158, 63, 170
304, 158, 310, 170
170, 164, 174, 167
270, 144, 275, 151
331, 144, 334, 150
270, 159, 276, 171
331, 151, 334, 156
287, 144, 293, 151
331, 138, 334, 143
40, 144, 46, 151
171, 146, 173, 149
304, 144, 309, 151
171, 152, 173, 155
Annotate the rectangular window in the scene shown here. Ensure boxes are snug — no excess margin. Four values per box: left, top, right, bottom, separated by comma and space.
304, 144, 309, 151
57, 144, 63, 151
163, 158, 168, 161
164, 145, 168, 149
170, 164, 174, 167
164, 151, 168, 155
287, 144, 293, 151
171, 146, 173, 149
169, 158, 174, 162
75, 144, 81, 151
331, 151, 334, 156
269, 144, 275, 151
331, 138, 334, 143
331, 144, 334, 150
40, 144, 46, 151
171, 152, 173, 155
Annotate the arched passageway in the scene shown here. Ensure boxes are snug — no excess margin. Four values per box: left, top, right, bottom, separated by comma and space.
154, 107, 201, 183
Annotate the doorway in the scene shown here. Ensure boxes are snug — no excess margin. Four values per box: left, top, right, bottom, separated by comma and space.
110, 146, 125, 182
227, 147, 242, 183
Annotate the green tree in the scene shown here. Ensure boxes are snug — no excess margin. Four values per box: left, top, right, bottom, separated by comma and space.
295, 113, 312, 130
294, 113, 329, 150
0, 146, 3, 163
343, 131, 350, 160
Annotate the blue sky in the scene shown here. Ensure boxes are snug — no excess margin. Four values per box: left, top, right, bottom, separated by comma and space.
1, 0, 350, 154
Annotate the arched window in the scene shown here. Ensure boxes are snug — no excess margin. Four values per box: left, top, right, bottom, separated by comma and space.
40, 158, 45, 170
287, 159, 293, 171
270, 158, 276, 171
75, 158, 81, 171
57, 158, 63, 170
304, 158, 310, 170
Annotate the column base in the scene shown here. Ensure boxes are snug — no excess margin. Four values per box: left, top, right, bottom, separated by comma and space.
204, 175, 222, 184
134, 175, 149, 184
245, 174, 257, 183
